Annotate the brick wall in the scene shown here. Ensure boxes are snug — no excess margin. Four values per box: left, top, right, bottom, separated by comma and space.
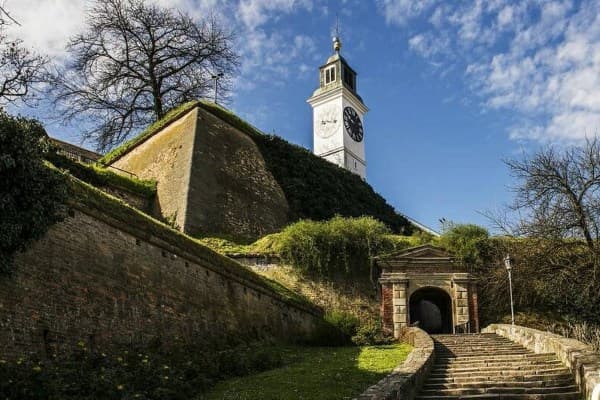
0, 206, 320, 360
380, 284, 394, 335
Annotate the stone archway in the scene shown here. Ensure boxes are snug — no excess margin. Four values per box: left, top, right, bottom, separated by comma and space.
377, 244, 480, 338
409, 287, 453, 334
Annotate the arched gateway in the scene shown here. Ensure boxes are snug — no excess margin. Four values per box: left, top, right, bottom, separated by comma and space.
377, 245, 479, 337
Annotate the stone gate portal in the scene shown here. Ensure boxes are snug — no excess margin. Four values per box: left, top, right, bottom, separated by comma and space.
378, 245, 479, 337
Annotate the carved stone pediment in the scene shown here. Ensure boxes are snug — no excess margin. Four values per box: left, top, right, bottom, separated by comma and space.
376, 244, 462, 272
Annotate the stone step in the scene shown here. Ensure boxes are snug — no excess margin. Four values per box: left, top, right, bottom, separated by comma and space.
418, 385, 579, 396
415, 334, 580, 400
427, 371, 573, 382
423, 375, 575, 389
432, 361, 566, 371
415, 392, 581, 400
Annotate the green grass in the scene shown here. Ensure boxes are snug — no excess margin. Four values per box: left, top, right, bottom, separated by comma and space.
48, 152, 156, 198
204, 343, 412, 400
99, 101, 201, 165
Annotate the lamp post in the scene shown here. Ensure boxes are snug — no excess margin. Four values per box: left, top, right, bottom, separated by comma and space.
504, 254, 515, 326
211, 72, 224, 104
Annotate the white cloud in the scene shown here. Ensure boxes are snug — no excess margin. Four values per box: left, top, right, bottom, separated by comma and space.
3, 0, 86, 60
378, 0, 437, 26
380, 0, 600, 143
236, 0, 312, 29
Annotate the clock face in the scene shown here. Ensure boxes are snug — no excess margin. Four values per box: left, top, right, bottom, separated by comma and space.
316, 107, 339, 139
343, 106, 363, 142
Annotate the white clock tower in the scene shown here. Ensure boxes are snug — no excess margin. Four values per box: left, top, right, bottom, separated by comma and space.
307, 35, 368, 179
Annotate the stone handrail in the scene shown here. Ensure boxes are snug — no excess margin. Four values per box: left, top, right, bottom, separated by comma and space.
355, 327, 435, 400
483, 323, 600, 399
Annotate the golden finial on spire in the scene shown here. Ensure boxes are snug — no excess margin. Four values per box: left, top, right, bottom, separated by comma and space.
333, 14, 341, 53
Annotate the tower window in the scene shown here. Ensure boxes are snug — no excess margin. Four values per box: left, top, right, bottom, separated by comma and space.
325, 66, 336, 84
344, 67, 355, 90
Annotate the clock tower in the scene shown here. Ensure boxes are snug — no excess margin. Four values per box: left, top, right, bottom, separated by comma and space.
307, 35, 368, 179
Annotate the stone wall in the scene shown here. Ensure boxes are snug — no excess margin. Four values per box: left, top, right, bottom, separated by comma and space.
0, 198, 321, 360
111, 109, 197, 231
355, 327, 435, 400
483, 324, 600, 399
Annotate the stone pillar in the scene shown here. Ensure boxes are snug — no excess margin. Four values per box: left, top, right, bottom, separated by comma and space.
392, 280, 408, 339
453, 278, 471, 330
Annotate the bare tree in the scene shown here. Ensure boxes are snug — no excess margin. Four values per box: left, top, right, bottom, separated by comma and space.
506, 137, 600, 251
0, 5, 47, 104
51, 0, 238, 151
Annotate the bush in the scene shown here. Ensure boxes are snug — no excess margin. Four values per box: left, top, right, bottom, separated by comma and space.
458, 236, 600, 327
305, 311, 358, 346
351, 318, 393, 346
0, 110, 68, 273
438, 223, 489, 268
276, 216, 394, 278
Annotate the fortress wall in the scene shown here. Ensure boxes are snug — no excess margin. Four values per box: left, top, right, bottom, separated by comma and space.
185, 108, 289, 239
111, 108, 198, 230
0, 205, 320, 360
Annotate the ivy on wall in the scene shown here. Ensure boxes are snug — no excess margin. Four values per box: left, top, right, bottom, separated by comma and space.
0, 110, 68, 273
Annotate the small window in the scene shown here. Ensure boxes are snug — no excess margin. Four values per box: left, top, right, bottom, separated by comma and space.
324, 66, 336, 84
344, 67, 355, 90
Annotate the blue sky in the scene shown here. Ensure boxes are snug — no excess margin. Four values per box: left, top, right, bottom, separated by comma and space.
5, 0, 600, 233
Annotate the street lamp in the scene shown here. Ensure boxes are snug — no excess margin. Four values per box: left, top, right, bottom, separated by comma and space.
504, 254, 515, 326
211, 72, 224, 104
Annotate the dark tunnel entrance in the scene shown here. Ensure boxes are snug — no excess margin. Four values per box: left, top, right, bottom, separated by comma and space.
409, 287, 453, 334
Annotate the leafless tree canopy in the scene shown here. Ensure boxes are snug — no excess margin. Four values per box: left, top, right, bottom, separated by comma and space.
506, 137, 600, 251
0, 6, 47, 104
52, 0, 238, 151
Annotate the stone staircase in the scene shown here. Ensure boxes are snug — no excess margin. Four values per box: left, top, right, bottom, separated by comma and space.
415, 333, 581, 399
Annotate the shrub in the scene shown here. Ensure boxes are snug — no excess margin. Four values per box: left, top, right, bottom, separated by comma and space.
465, 237, 600, 326
276, 216, 393, 278
306, 312, 357, 347
438, 223, 489, 268
351, 318, 393, 346
0, 110, 68, 273
326, 311, 360, 339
